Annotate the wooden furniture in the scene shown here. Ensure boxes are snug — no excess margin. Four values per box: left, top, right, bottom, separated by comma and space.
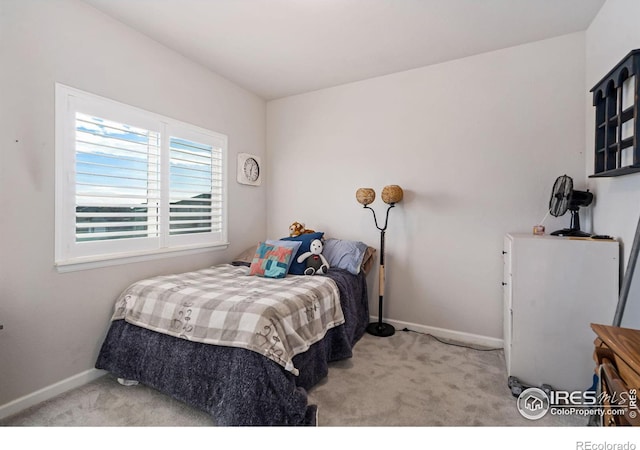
590, 49, 640, 177
591, 323, 640, 426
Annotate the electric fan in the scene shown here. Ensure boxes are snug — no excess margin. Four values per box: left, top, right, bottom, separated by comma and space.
548, 174, 593, 237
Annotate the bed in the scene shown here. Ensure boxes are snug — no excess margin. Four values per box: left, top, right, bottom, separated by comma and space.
95, 238, 373, 426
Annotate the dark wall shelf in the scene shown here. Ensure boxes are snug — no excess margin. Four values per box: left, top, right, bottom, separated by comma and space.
590, 49, 640, 178
589, 165, 640, 178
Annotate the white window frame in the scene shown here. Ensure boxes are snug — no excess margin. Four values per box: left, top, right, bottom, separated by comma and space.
55, 83, 228, 272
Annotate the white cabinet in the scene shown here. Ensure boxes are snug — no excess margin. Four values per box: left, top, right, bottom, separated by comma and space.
503, 233, 619, 392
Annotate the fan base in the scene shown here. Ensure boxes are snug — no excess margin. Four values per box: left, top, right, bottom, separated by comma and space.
550, 229, 592, 238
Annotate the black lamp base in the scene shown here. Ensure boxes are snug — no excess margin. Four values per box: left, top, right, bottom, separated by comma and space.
366, 322, 395, 337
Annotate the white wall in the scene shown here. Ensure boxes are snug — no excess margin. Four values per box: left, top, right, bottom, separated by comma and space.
0, 0, 266, 408
267, 33, 586, 341
586, 0, 640, 328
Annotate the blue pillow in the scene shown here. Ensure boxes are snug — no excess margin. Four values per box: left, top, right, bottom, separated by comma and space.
281, 232, 325, 275
265, 239, 302, 275
322, 239, 369, 275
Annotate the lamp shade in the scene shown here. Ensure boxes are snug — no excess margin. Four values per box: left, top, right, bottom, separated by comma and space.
381, 185, 403, 204
356, 188, 376, 205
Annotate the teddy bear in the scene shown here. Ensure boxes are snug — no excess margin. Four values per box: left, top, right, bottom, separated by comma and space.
296, 239, 329, 275
289, 221, 315, 237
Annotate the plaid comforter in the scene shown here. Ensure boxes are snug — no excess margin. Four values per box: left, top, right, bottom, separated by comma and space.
111, 264, 344, 375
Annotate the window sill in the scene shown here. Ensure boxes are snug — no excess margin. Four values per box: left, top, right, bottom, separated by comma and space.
55, 242, 230, 273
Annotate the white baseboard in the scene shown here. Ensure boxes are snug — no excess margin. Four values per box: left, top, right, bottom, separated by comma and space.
370, 316, 504, 349
0, 368, 106, 421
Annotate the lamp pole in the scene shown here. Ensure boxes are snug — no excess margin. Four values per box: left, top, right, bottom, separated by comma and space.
364, 203, 396, 337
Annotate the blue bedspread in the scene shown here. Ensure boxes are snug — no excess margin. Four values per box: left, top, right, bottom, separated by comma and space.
95, 268, 369, 426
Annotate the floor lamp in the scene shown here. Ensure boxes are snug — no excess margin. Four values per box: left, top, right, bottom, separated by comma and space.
356, 185, 403, 337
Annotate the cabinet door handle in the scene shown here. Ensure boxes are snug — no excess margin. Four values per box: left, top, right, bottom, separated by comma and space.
502, 251, 507, 255
502, 282, 507, 286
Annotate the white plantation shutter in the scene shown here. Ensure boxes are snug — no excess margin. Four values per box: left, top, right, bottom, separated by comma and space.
75, 112, 161, 243
55, 84, 228, 268
168, 137, 221, 236
165, 125, 226, 247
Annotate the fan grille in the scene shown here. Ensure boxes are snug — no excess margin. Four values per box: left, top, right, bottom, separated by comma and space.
549, 175, 573, 217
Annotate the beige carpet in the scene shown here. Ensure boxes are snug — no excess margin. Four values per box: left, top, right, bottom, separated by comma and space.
0, 330, 587, 427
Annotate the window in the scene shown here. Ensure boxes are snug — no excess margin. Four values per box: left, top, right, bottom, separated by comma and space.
55, 84, 228, 270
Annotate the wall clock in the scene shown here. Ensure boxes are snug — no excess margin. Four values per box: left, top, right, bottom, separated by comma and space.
237, 153, 262, 186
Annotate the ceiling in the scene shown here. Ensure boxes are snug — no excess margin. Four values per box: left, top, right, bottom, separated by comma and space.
82, 0, 605, 100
